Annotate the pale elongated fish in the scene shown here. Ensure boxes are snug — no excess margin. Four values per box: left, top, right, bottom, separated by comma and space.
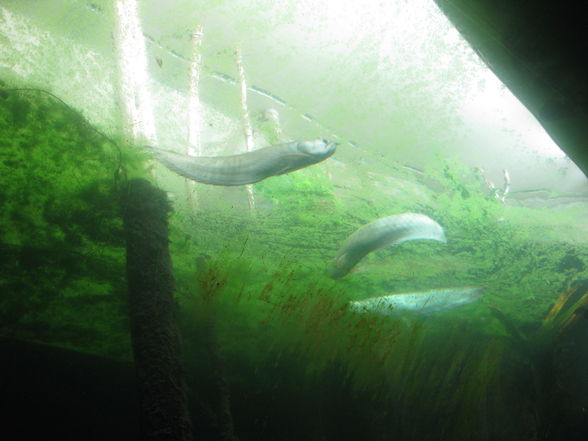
145, 139, 337, 186
349, 287, 484, 315
328, 213, 446, 279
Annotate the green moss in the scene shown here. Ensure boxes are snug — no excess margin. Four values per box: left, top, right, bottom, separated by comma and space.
0, 87, 149, 358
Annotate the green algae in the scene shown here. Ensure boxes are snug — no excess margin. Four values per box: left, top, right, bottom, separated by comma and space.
1, 85, 588, 440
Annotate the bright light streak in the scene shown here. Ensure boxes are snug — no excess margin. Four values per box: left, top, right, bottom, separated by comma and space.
235, 48, 255, 152
114, 0, 157, 144
235, 48, 256, 210
187, 25, 204, 156
263, 108, 284, 142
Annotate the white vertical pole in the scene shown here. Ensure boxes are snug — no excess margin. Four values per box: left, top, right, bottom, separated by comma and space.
185, 25, 204, 209
113, 0, 157, 145
188, 25, 204, 156
235, 47, 256, 211
262, 108, 284, 143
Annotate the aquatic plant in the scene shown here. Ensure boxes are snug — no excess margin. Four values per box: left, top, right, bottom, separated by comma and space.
485, 280, 588, 439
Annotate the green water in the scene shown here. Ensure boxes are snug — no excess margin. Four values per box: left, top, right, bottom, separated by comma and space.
1, 87, 587, 440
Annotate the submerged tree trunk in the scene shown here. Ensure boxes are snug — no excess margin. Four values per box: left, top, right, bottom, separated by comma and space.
121, 178, 193, 441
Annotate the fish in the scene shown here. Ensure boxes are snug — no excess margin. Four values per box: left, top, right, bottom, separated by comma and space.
145, 139, 337, 186
328, 213, 447, 279
348, 287, 484, 315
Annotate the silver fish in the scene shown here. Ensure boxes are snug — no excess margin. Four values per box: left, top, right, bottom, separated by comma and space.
349, 287, 484, 315
145, 139, 337, 186
328, 213, 447, 279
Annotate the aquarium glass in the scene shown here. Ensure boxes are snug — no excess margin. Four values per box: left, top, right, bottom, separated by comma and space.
2, 1, 587, 440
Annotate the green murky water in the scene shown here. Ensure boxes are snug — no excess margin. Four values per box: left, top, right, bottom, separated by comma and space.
2, 1, 588, 440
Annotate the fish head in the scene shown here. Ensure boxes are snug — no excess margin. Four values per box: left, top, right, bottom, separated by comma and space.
297, 139, 338, 160
327, 252, 353, 279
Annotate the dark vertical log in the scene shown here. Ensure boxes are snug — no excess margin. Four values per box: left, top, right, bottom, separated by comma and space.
121, 178, 193, 441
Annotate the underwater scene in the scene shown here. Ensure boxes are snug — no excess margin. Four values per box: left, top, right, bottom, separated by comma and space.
1, 1, 588, 440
